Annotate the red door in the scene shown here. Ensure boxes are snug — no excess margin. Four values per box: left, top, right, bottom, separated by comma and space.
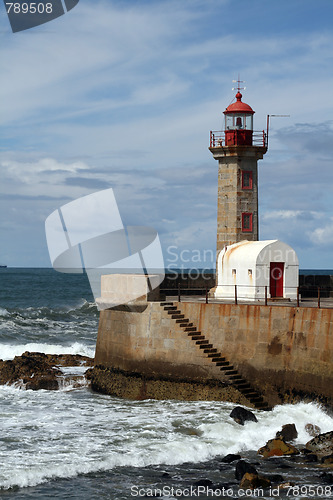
270, 262, 284, 298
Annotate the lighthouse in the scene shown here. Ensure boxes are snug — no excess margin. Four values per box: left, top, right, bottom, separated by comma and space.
209, 83, 299, 301
209, 85, 267, 255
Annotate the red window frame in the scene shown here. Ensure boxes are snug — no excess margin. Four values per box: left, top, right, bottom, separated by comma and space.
242, 212, 253, 232
242, 170, 253, 190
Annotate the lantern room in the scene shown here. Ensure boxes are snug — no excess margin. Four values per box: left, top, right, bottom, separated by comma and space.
224, 91, 254, 146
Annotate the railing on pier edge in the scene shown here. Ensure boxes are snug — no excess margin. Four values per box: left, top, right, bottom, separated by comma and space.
209, 130, 268, 148
159, 284, 332, 309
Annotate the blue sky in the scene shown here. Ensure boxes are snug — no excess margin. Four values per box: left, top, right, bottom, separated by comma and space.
0, 0, 333, 269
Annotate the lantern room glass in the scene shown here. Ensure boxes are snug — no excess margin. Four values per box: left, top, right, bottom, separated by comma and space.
225, 114, 253, 130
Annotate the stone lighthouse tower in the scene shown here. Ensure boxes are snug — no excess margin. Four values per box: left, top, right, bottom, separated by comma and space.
209, 86, 267, 256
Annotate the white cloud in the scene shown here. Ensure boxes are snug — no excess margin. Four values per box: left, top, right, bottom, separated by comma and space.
262, 210, 322, 221
308, 218, 333, 247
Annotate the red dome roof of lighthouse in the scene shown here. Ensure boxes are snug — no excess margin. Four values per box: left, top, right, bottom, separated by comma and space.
224, 92, 255, 115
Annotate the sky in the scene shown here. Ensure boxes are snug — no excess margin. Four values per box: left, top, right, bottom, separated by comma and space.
0, 0, 333, 270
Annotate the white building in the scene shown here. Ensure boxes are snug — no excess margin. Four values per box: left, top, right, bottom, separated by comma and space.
214, 240, 299, 301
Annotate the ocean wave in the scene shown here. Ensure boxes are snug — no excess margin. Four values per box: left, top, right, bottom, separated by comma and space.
0, 342, 95, 360
0, 300, 99, 344
0, 307, 9, 317
0, 397, 332, 491
0, 299, 98, 321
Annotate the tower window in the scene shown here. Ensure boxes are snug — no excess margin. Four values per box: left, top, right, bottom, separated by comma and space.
242, 213, 253, 232
242, 170, 253, 190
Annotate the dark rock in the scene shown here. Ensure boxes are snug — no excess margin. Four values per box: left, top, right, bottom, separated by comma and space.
319, 472, 333, 484
221, 453, 242, 463
235, 460, 257, 480
239, 473, 271, 489
265, 474, 284, 483
0, 351, 94, 390
193, 479, 213, 487
301, 447, 314, 454
304, 453, 318, 463
305, 423, 321, 437
276, 423, 298, 441
47, 353, 93, 367
26, 376, 59, 391
321, 454, 333, 465
85, 368, 93, 380
306, 431, 333, 457
230, 406, 258, 425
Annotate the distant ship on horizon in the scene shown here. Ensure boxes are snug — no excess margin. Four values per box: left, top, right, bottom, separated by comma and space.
0, 264, 7, 268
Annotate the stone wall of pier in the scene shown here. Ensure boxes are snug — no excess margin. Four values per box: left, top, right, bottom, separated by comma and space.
93, 301, 333, 407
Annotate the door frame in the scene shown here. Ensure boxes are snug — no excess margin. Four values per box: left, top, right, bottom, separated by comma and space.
270, 262, 284, 298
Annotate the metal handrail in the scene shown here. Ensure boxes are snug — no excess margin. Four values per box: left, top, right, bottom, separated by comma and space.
160, 284, 332, 309
210, 130, 267, 148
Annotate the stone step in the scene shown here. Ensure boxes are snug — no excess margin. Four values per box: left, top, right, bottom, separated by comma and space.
242, 392, 258, 399
219, 364, 234, 370
234, 381, 250, 388
185, 326, 196, 332
214, 359, 228, 365
161, 302, 174, 306
249, 396, 264, 404
164, 306, 178, 311
188, 331, 201, 336
176, 318, 187, 323
168, 310, 181, 316
228, 374, 243, 380
207, 352, 222, 358
172, 314, 184, 319
238, 387, 255, 394
200, 344, 213, 349
191, 335, 205, 341
234, 379, 251, 391
179, 321, 191, 326
196, 340, 209, 345
203, 348, 218, 354
224, 370, 238, 376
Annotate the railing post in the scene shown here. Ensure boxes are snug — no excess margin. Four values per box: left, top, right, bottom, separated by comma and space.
205, 286, 208, 304
265, 286, 267, 306
178, 283, 181, 303
318, 286, 320, 309
297, 287, 300, 307
234, 285, 238, 305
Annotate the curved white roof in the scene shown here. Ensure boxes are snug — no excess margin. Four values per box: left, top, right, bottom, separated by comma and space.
220, 240, 299, 268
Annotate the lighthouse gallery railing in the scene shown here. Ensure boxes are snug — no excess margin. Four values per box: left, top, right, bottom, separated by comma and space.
210, 130, 267, 148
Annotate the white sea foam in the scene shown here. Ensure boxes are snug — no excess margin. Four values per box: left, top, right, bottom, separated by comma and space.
0, 307, 9, 317
0, 390, 332, 491
0, 342, 95, 360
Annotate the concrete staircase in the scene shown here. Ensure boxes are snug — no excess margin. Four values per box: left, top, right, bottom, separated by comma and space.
161, 302, 270, 410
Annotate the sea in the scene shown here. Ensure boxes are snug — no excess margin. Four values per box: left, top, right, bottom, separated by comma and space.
1, 268, 333, 499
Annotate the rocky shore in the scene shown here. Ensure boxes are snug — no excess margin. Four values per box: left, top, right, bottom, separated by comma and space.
0, 351, 94, 390
1, 354, 332, 494
225, 406, 333, 491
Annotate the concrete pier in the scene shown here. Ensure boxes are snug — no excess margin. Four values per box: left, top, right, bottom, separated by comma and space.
92, 292, 333, 408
